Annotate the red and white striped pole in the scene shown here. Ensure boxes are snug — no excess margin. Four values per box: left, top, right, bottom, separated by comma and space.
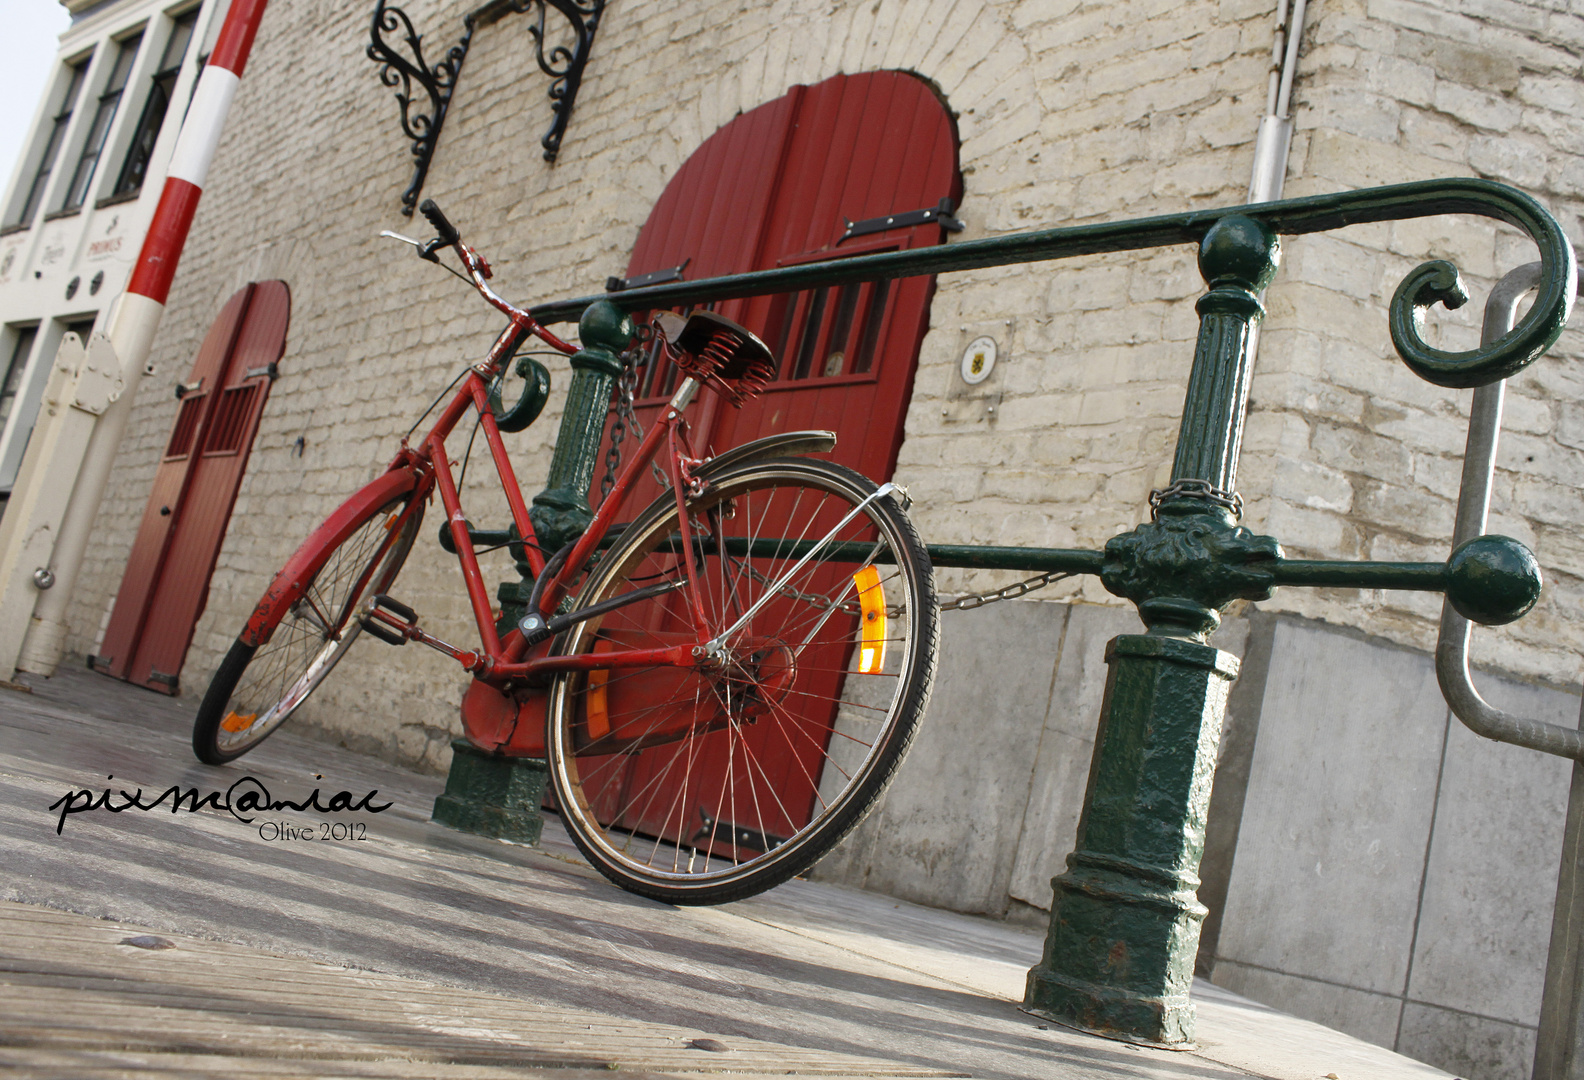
11, 0, 270, 676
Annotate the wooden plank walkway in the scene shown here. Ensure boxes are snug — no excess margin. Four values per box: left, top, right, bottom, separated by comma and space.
0, 667, 1455, 1080
0, 903, 949, 1078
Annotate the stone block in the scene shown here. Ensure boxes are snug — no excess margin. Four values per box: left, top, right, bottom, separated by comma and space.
1469, 134, 1551, 189
1406, 675, 1577, 1024
813, 599, 1069, 916
1007, 602, 1143, 910
1214, 619, 1448, 997
1396, 1001, 1538, 1080
1213, 960, 1406, 1049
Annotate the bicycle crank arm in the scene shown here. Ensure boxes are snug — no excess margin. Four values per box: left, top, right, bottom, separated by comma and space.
360, 595, 486, 671
704, 482, 903, 653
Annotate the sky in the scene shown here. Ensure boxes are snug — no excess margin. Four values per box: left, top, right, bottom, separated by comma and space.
0, 3, 75, 196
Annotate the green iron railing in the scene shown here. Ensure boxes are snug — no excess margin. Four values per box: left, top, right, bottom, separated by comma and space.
520, 177, 1577, 1048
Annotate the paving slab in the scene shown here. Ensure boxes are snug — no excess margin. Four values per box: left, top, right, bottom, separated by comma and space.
0, 666, 1454, 1079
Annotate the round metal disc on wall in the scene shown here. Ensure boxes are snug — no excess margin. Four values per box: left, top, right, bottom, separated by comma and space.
960, 336, 997, 385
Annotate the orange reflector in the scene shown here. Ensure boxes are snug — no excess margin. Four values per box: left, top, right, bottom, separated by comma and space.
586, 670, 610, 739
585, 641, 615, 739
853, 565, 886, 674
220, 711, 257, 733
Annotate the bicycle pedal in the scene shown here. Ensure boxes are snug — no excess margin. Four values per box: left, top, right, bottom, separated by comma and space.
360, 594, 418, 646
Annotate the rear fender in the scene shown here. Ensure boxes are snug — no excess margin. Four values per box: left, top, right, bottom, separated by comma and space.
696, 430, 835, 481
241, 467, 425, 645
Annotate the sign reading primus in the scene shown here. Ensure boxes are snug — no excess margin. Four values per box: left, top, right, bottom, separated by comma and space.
48, 775, 393, 834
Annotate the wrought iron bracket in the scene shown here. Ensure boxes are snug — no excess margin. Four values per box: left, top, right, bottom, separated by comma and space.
367, 0, 604, 216
367, 0, 473, 217
522, 0, 604, 162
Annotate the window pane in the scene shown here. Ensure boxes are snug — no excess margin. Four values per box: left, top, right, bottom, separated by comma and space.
60, 35, 142, 212
115, 12, 198, 196
160, 10, 198, 70
13, 60, 89, 226
0, 328, 39, 434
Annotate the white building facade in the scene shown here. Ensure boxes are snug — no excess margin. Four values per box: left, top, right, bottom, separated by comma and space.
0, 0, 227, 504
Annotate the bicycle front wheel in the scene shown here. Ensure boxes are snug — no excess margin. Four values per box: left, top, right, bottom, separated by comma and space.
193, 492, 422, 764
547, 458, 937, 904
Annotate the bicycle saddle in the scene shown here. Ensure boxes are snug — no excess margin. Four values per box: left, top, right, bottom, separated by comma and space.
655, 310, 778, 406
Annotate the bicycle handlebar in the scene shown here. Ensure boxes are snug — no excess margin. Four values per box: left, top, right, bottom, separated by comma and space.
397, 201, 578, 356
419, 198, 460, 246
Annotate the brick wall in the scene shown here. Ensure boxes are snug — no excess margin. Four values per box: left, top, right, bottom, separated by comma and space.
69, 0, 1281, 765
65, 0, 1583, 767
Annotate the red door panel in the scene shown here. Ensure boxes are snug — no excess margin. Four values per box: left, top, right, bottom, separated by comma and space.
582, 71, 959, 841
96, 281, 290, 694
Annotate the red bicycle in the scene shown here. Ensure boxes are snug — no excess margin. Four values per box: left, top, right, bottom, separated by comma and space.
193, 200, 939, 903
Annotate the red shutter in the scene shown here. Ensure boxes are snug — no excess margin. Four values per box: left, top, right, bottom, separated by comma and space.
96, 281, 289, 694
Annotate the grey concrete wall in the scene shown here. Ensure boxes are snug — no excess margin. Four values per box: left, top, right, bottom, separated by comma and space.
1208, 614, 1581, 1080
812, 598, 1248, 919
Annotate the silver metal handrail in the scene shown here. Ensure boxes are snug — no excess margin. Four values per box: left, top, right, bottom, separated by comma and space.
1434, 261, 1584, 760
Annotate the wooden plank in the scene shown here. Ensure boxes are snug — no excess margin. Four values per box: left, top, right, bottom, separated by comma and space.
0, 902, 953, 1079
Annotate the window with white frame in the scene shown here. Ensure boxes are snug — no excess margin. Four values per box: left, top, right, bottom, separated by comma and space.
58, 32, 142, 214
10, 57, 91, 229
0, 327, 39, 436
112, 9, 200, 200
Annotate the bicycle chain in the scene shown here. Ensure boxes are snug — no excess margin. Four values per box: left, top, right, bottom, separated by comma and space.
730, 549, 1073, 616
599, 350, 671, 503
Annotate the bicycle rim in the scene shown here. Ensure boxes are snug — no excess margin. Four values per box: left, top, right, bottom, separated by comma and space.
206, 496, 419, 759
547, 459, 936, 903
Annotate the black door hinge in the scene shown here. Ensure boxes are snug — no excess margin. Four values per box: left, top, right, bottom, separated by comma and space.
838, 198, 964, 244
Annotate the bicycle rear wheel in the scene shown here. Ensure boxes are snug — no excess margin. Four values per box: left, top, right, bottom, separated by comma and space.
546, 458, 937, 904
192, 492, 422, 764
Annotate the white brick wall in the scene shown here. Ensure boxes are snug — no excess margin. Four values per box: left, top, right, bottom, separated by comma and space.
65, 0, 1584, 767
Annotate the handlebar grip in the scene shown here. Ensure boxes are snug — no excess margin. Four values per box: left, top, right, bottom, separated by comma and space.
419, 198, 460, 245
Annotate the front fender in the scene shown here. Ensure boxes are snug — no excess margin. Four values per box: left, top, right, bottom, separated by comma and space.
241, 466, 425, 645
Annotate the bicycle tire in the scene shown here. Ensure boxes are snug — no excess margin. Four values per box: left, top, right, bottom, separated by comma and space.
546, 458, 937, 904
192, 492, 423, 765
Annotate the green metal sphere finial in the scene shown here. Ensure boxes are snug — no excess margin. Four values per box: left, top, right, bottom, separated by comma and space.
1445, 534, 1543, 625
578, 299, 636, 356
1197, 215, 1280, 293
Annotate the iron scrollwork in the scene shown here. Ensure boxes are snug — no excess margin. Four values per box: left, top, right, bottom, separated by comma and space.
367, 0, 603, 214
367, 0, 473, 216
522, 0, 604, 162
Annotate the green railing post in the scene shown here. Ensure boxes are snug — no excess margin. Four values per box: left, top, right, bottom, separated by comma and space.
1025, 216, 1283, 1046
529, 299, 633, 555
496, 300, 634, 628
439, 301, 632, 842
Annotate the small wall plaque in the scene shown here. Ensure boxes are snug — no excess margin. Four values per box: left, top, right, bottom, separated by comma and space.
960, 335, 997, 385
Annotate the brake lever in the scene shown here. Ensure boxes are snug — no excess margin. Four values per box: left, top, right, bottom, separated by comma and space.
378, 230, 443, 263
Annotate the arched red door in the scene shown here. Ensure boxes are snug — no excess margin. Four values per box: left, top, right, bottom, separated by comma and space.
583, 72, 959, 847
618, 70, 960, 486
95, 282, 289, 694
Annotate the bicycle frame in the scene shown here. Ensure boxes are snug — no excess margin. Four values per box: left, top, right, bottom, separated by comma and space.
360, 347, 712, 686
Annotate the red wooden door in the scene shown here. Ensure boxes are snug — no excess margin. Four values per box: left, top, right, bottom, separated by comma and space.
95, 281, 289, 694
587, 71, 959, 845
